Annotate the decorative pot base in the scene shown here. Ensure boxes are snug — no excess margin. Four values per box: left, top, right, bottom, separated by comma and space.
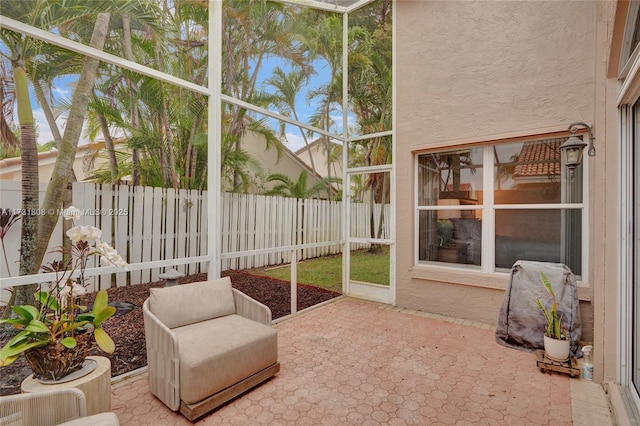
35, 358, 98, 384
24, 333, 92, 381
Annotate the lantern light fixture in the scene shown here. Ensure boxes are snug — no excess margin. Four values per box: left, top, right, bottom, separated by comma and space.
560, 122, 595, 169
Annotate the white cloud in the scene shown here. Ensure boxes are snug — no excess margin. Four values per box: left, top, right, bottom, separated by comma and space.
33, 108, 91, 147
52, 86, 71, 97
284, 132, 306, 152
33, 108, 56, 145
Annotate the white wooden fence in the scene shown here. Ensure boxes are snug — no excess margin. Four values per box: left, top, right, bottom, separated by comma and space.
0, 181, 390, 293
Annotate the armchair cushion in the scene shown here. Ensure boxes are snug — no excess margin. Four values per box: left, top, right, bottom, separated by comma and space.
149, 277, 236, 328
173, 314, 278, 405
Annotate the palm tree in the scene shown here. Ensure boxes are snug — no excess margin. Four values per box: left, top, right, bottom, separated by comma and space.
223, 0, 306, 190
265, 66, 318, 176
264, 170, 341, 200
301, 12, 344, 199
1, 1, 162, 311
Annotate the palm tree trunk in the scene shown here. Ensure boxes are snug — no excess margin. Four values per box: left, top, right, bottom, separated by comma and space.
96, 107, 118, 182
13, 62, 38, 308
122, 14, 140, 186
153, 43, 179, 189
35, 12, 111, 265
31, 79, 62, 145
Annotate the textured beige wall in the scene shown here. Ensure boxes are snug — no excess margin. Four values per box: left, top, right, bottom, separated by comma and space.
236, 132, 323, 195
397, 0, 595, 149
395, 1, 597, 325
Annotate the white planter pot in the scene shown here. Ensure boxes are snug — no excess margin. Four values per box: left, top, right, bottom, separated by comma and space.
543, 335, 570, 361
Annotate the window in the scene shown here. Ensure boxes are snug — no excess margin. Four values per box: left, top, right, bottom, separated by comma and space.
416, 137, 585, 277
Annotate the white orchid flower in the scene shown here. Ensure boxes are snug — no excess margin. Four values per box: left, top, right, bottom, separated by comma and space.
66, 225, 102, 245
95, 241, 128, 269
62, 206, 82, 221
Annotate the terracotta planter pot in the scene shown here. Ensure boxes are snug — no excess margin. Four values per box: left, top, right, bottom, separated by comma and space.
543, 334, 570, 361
24, 332, 92, 381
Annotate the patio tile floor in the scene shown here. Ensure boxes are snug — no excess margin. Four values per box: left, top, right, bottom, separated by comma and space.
110, 297, 613, 425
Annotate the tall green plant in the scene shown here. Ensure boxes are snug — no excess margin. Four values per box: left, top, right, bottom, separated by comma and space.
535, 271, 567, 340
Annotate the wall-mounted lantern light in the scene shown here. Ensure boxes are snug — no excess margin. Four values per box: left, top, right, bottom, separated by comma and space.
560, 122, 595, 169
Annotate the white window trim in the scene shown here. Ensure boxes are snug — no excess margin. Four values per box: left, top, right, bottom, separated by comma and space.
414, 141, 589, 280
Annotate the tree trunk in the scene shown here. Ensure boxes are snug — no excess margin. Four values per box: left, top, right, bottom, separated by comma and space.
35, 12, 111, 265
376, 173, 388, 240
31, 79, 62, 146
96, 107, 118, 181
122, 14, 140, 186
13, 62, 38, 309
153, 43, 179, 189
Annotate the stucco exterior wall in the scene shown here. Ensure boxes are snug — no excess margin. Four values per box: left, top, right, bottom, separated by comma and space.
395, 1, 597, 333
0, 145, 115, 183
236, 132, 328, 196
397, 0, 595, 148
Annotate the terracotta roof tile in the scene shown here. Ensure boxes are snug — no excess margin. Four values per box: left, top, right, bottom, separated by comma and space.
513, 138, 564, 178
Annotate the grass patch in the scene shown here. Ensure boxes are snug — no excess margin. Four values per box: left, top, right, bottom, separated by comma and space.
247, 246, 389, 292
350, 246, 390, 285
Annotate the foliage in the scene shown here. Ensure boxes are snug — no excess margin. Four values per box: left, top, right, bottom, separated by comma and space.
437, 220, 454, 246
264, 170, 341, 199
0, 208, 127, 366
535, 270, 568, 340
0, 208, 21, 277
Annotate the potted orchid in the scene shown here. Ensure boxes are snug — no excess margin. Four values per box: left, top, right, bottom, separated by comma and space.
0, 207, 127, 380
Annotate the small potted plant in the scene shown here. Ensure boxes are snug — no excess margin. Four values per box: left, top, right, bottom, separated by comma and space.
535, 270, 570, 361
0, 208, 127, 380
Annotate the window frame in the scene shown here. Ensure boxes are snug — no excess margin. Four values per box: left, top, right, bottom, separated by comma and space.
414, 138, 589, 280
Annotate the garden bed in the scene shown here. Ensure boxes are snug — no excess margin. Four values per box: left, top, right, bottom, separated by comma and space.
0, 270, 340, 396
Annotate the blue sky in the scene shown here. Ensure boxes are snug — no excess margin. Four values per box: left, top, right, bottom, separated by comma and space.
250, 55, 348, 152
24, 53, 349, 153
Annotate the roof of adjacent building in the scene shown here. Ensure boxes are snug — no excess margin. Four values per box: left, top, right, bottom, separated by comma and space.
512, 138, 564, 178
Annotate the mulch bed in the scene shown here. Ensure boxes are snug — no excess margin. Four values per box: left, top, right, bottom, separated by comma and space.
0, 270, 340, 396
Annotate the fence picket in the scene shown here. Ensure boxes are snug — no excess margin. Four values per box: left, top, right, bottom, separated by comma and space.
115, 185, 128, 286
150, 187, 163, 281
199, 189, 208, 272
130, 186, 144, 284
220, 192, 230, 271
99, 185, 114, 290
164, 188, 176, 273
187, 189, 199, 275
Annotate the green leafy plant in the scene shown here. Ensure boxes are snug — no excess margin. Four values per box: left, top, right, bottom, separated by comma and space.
437, 219, 454, 246
0, 207, 127, 367
535, 270, 568, 340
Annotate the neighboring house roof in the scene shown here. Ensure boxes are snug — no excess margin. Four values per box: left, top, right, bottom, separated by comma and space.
294, 137, 343, 182
512, 138, 563, 180
0, 142, 117, 182
294, 137, 341, 155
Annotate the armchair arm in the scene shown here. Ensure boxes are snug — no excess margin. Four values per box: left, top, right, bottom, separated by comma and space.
232, 289, 272, 325
0, 388, 86, 426
142, 299, 180, 411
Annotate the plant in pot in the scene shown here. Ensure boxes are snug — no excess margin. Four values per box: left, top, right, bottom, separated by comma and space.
0, 210, 127, 381
436, 219, 466, 263
535, 270, 570, 361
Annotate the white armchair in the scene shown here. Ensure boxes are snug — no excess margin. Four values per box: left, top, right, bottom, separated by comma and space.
143, 277, 279, 421
0, 388, 119, 426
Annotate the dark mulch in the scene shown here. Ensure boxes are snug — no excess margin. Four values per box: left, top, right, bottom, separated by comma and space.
0, 270, 340, 396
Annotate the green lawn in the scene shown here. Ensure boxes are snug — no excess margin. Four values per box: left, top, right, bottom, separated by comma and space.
248, 246, 390, 293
